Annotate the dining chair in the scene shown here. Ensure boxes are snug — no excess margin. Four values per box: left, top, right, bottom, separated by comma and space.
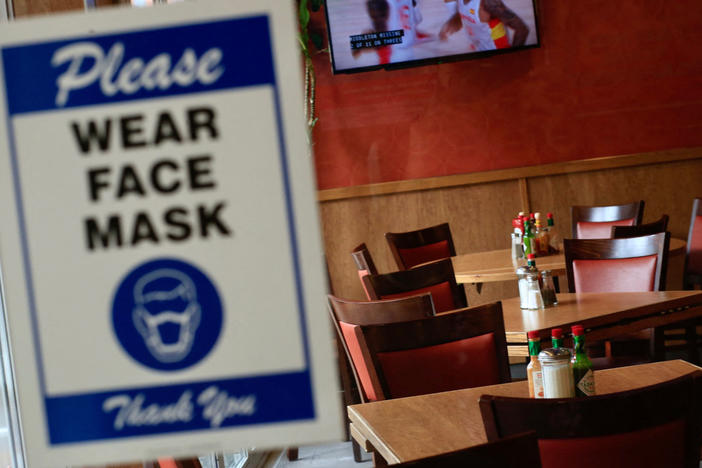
362, 258, 467, 313
393, 431, 542, 468
564, 232, 670, 363
684, 198, 702, 289
351, 243, 379, 300
571, 200, 644, 239
610, 214, 699, 363
385, 222, 456, 270
611, 214, 669, 238
328, 292, 437, 462
351, 302, 511, 401
479, 371, 702, 468
328, 293, 436, 403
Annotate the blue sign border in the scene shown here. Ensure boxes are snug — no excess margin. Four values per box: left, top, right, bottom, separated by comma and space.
1, 14, 316, 444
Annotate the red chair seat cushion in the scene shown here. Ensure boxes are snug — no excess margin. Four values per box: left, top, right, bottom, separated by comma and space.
538, 419, 685, 468
572, 255, 657, 292
381, 281, 455, 313
398, 240, 451, 269
376, 332, 500, 398
576, 218, 635, 239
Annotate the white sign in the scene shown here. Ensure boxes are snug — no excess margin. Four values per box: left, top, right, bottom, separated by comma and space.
0, 1, 342, 466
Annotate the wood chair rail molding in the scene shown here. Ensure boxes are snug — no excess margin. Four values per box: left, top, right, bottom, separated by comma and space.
318, 146, 702, 202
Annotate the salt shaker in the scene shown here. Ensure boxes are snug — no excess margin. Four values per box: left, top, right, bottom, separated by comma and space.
525, 274, 544, 310
516, 266, 530, 309
538, 347, 575, 398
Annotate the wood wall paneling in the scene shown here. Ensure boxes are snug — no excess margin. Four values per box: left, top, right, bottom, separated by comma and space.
527, 158, 702, 241
321, 157, 702, 305
12, 0, 83, 17
321, 180, 523, 302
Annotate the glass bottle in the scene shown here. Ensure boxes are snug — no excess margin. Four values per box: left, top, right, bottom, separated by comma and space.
522, 219, 534, 257
534, 212, 549, 255
526, 331, 544, 398
546, 212, 561, 253
571, 325, 595, 397
551, 328, 563, 349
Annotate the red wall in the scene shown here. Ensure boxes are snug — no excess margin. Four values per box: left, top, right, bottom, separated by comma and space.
312, 1, 702, 190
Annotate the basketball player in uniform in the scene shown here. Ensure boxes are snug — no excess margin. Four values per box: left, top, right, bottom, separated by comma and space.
439, 0, 529, 52
352, 0, 429, 65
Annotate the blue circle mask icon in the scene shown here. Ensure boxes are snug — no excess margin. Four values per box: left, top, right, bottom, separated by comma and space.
112, 258, 223, 371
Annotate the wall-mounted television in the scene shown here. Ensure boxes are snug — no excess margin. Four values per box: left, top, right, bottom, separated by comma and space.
324, 0, 540, 74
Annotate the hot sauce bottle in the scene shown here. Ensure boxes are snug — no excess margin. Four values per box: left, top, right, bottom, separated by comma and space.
571, 325, 595, 397
526, 330, 544, 398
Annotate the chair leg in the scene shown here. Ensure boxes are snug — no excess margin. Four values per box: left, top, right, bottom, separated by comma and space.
352, 439, 364, 463
372, 452, 389, 467
287, 447, 299, 461
685, 323, 699, 365
651, 328, 664, 362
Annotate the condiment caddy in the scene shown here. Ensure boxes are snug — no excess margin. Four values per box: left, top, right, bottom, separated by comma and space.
527, 326, 596, 399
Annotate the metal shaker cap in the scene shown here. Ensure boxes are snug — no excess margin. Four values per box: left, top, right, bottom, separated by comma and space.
516, 266, 530, 277
538, 347, 571, 363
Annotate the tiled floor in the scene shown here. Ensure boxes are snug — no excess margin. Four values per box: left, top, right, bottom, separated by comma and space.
272, 442, 372, 468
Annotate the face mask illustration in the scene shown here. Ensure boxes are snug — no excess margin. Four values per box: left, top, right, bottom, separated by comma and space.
132, 269, 202, 363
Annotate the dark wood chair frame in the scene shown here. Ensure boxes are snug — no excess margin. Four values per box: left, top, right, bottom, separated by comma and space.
611, 214, 669, 238
571, 200, 645, 238
362, 258, 467, 310
355, 302, 511, 401
610, 214, 699, 364
394, 431, 542, 468
351, 242, 378, 276
564, 232, 670, 293
327, 293, 436, 462
680, 198, 702, 365
684, 198, 702, 289
479, 371, 702, 468
328, 292, 437, 400
385, 222, 456, 270
564, 232, 671, 362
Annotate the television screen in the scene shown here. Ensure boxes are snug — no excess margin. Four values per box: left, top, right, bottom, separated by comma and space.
324, 0, 540, 73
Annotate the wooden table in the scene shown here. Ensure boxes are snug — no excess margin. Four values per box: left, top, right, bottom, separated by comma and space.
500, 290, 702, 357
452, 237, 686, 285
348, 360, 700, 466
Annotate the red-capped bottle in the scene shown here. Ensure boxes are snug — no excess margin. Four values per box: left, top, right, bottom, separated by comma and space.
526, 330, 544, 398
551, 328, 564, 349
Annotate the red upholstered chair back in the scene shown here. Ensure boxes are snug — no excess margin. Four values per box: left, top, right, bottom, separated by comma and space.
394, 432, 542, 468
355, 302, 511, 401
685, 199, 702, 281
362, 258, 467, 313
564, 233, 670, 293
571, 201, 645, 239
385, 223, 456, 270
328, 293, 436, 403
479, 371, 702, 468
351, 243, 379, 300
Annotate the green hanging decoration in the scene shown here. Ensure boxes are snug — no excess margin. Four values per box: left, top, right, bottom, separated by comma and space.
298, 0, 326, 134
